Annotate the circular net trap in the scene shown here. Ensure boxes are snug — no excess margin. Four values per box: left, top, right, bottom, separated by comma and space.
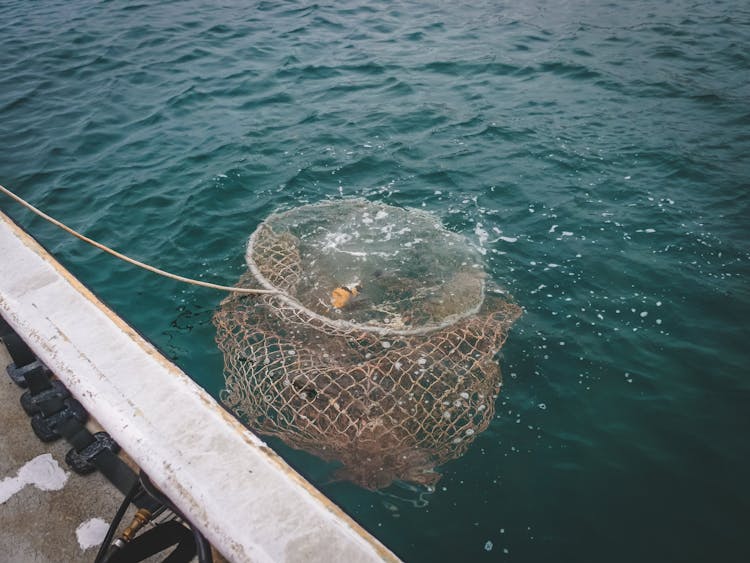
214, 199, 522, 489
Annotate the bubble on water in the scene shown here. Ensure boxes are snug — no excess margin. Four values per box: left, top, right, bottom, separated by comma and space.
474, 223, 489, 246
484, 541, 493, 552
640, 311, 648, 317
656, 319, 662, 325
538, 403, 547, 410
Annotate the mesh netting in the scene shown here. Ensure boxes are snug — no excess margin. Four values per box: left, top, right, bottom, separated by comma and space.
214, 199, 521, 489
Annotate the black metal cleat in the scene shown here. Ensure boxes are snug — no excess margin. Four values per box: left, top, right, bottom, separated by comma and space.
65, 432, 120, 475
31, 399, 88, 442
6, 359, 45, 388
20, 380, 71, 416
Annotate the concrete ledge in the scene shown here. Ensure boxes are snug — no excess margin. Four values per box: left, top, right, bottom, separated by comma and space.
0, 211, 399, 563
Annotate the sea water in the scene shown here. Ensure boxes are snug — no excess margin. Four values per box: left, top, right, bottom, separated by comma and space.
1, 1, 748, 561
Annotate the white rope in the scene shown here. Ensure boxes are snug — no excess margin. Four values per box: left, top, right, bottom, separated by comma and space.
0, 183, 278, 295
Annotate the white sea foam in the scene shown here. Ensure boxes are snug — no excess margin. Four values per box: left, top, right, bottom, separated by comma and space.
474, 223, 489, 245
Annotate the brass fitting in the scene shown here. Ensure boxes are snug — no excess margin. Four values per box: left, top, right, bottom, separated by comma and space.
119, 508, 152, 543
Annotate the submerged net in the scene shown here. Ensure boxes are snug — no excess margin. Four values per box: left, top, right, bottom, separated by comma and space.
214, 199, 521, 489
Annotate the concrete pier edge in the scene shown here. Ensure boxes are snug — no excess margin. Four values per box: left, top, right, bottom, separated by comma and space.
0, 210, 399, 563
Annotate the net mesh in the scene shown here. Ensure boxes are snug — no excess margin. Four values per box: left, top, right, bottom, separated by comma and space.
214, 199, 521, 489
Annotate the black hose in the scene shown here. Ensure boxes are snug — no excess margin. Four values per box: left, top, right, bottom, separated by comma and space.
193, 525, 214, 563
94, 477, 141, 563
103, 520, 196, 563
139, 471, 214, 563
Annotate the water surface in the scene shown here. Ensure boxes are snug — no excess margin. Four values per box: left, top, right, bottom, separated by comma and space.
1, 1, 748, 561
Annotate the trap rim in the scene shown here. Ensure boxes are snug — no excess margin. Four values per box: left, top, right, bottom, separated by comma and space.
245, 198, 487, 337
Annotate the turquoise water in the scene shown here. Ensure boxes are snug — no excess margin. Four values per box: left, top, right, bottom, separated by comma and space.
1, 1, 749, 561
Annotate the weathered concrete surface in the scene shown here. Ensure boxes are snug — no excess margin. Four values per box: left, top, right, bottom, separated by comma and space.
0, 342, 124, 561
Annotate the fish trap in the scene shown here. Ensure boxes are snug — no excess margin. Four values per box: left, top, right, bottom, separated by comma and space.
214, 199, 521, 489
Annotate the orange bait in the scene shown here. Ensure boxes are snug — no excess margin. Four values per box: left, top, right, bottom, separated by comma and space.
331, 284, 361, 309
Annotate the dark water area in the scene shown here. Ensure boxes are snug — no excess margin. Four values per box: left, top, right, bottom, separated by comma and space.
1, 1, 749, 561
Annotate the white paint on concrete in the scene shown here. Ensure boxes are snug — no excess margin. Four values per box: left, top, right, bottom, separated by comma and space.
0, 211, 399, 562
0, 453, 69, 503
76, 518, 110, 550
